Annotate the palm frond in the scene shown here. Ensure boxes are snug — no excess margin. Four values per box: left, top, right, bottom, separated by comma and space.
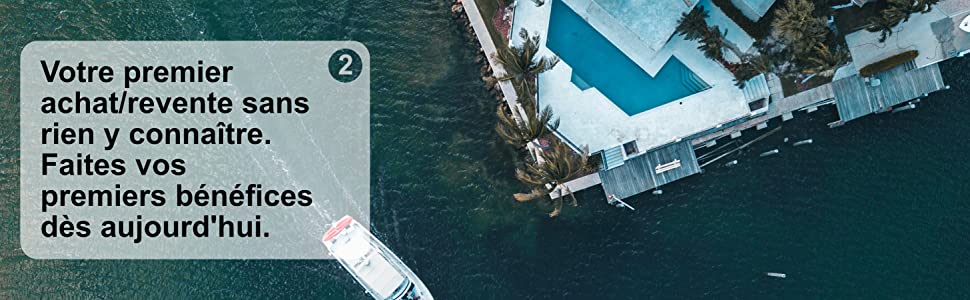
803, 43, 849, 76
493, 28, 558, 83
676, 6, 709, 41
771, 0, 827, 54
511, 139, 592, 217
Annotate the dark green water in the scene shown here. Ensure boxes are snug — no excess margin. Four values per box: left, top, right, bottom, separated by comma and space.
1, 1, 968, 299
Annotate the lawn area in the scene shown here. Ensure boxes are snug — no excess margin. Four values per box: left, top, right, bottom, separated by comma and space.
474, 0, 510, 48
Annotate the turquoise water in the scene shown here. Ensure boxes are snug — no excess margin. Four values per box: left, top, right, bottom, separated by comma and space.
546, 0, 708, 116
1, 1, 970, 299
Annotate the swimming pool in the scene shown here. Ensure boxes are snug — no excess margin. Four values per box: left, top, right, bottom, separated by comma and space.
546, 0, 709, 116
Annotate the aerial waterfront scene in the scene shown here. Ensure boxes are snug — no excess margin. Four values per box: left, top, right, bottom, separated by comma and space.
2, 0, 970, 299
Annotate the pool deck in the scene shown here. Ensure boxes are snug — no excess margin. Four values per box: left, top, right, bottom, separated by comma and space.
513, 0, 753, 154
488, 0, 964, 200
691, 77, 834, 145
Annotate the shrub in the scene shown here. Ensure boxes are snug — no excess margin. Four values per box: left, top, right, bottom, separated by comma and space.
859, 50, 919, 76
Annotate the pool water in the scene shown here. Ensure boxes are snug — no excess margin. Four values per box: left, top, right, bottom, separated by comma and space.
546, 0, 709, 115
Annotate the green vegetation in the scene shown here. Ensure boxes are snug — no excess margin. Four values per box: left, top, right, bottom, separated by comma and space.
495, 103, 559, 149
865, 0, 940, 42
711, 0, 939, 94
708, 0, 845, 94
493, 80, 596, 218
676, 6, 757, 87
675, 6, 710, 41
803, 43, 850, 77
763, 0, 848, 95
696, 25, 727, 61
772, 0, 828, 56
859, 50, 919, 76
493, 28, 560, 83
489, 29, 588, 217
513, 139, 595, 217
677, 7, 746, 60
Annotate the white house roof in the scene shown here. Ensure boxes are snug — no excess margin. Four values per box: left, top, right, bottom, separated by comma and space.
939, 0, 970, 16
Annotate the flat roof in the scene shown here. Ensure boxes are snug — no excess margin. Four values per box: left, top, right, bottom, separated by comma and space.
845, 6, 970, 71
833, 63, 945, 122
736, 0, 775, 18
938, 0, 970, 16
600, 140, 701, 199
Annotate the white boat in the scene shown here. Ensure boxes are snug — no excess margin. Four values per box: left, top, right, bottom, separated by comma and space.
322, 216, 433, 300
765, 272, 787, 279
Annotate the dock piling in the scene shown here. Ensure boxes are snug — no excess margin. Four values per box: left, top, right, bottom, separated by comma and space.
759, 149, 779, 157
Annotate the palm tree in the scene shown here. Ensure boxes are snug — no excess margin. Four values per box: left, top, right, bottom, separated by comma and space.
698, 26, 726, 61
747, 54, 774, 74
771, 0, 828, 54
731, 54, 775, 88
511, 78, 537, 111
887, 0, 922, 22
513, 140, 593, 217
866, 0, 932, 42
720, 29, 748, 61
676, 6, 709, 41
493, 28, 560, 83
866, 12, 903, 42
803, 43, 849, 77
495, 104, 559, 149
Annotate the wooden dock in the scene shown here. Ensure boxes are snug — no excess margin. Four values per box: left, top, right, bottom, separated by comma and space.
550, 172, 601, 198
559, 62, 947, 200
599, 140, 700, 199
833, 62, 945, 122
692, 81, 835, 146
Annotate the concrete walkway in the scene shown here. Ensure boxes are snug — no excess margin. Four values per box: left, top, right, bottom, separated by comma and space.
462, 0, 524, 117
551, 172, 602, 198
691, 81, 835, 145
